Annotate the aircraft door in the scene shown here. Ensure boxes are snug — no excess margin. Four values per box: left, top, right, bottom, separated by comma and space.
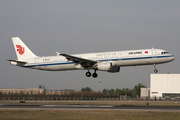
118, 53, 122, 60
152, 49, 156, 57
35, 58, 39, 67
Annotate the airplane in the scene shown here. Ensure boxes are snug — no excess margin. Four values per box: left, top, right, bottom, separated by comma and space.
7, 37, 175, 78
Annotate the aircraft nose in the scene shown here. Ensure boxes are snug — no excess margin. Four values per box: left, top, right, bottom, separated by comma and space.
171, 55, 175, 61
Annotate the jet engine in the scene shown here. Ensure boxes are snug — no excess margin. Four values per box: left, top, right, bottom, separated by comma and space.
97, 62, 120, 73
108, 66, 120, 73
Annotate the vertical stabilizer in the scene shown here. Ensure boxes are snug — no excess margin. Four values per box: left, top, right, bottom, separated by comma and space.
12, 37, 37, 60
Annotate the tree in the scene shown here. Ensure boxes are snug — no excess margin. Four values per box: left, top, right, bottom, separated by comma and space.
81, 87, 92, 92
102, 89, 108, 95
109, 89, 115, 95
133, 83, 146, 97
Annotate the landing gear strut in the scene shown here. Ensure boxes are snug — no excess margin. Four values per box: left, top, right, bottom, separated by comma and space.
153, 64, 158, 73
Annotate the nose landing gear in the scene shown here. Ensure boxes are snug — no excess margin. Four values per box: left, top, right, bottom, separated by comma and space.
153, 64, 158, 73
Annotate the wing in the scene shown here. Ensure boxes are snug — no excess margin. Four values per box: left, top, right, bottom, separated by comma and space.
60, 53, 97, 68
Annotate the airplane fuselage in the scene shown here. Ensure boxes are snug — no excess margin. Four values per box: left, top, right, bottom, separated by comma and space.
8, 37, 175, 78
17, 49, 174, 71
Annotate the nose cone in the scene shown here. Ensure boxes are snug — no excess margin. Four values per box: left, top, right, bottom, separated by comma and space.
170, 54, 175, 61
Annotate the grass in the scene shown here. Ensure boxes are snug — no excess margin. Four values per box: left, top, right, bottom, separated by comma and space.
0, 109, 180, 120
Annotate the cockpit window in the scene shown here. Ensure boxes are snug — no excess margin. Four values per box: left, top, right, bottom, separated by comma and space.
161, 52, 169, 54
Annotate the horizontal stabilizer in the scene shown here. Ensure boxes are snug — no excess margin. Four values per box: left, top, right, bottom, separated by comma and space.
7, 59, 27, 66
7, 59, 27, 64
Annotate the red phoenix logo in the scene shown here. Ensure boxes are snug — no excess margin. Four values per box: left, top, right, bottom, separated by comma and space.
16, 45, 25, 55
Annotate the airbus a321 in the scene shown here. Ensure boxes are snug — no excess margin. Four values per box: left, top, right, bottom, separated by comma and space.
8, 37, 175, 78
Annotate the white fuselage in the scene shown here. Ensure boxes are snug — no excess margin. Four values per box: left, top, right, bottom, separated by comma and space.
9, 37, 175, 78
20, 48, 174, 71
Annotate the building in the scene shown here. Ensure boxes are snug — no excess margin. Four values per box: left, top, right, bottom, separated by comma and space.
150, 74, 180, 99
0, 88, 74, 95
0, 88, 45, 95
141, 74, 180, 99
46, 89, 74, 95
39, 85, 45, 89
141, 88, 150, 98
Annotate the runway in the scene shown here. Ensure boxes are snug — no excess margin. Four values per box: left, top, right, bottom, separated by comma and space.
1, 104, 180, 111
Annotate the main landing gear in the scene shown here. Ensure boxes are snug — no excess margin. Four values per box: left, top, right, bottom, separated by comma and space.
85, 70, 98, 78
86, 71, 91, 77
153, 64, 158, 73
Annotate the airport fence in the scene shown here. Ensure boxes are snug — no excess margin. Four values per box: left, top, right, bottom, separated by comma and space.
0, 97, 180, 101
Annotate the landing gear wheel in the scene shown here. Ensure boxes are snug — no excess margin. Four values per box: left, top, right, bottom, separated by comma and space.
86, 72, 91, 77
153, 64, 158, 73
154, 69, 158, 73
92, 73, 98, 78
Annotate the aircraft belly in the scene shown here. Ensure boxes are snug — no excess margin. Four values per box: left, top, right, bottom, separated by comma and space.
116, 59, 147, 66
38, 64, 76, 71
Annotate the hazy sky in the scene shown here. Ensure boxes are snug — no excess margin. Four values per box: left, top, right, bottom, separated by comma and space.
1, 1, 180, 91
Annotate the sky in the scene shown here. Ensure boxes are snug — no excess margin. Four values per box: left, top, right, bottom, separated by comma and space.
0, 0, 180, 91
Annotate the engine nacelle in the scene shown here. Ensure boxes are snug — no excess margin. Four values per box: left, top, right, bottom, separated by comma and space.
97, 62, 120, 73
97, 62, 111, 71
107, 66, 120, 73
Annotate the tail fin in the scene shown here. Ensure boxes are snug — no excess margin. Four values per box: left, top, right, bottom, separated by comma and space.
12, 37, 37, 60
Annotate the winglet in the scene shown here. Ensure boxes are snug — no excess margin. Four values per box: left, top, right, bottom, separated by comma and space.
56, 52, 60, 56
